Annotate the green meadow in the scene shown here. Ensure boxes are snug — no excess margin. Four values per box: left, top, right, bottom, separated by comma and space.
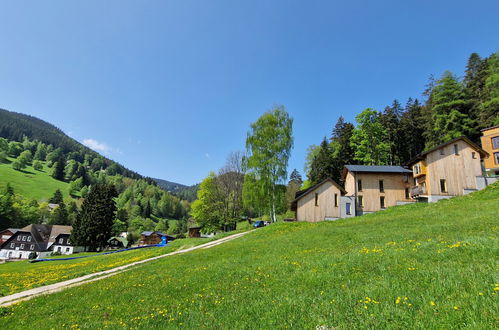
1, 183, 497, 328
0, 157, 70, 201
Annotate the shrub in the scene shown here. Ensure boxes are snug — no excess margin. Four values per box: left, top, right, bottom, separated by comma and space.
33, 160, 43, 171
28, 252, 38, 260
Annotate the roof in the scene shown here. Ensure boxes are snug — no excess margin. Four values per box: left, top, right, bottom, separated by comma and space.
108, 236, 128, 246
141, 231, 167, 237
1, 224, 73, 251
344, 165, 412, 174
406, 136, 489, 165
291, 178, 347, 211
481, 125, 499, 132
0, 228, 19, 234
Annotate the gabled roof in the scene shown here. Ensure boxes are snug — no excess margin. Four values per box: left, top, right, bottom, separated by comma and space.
141, 231, 167, 237
481, 125, 499, 132
405, 136, 489, 165
344, 165, 412, 174
291, 178, 346, 211
108, 236, 128, 246
0, 228, 19, 234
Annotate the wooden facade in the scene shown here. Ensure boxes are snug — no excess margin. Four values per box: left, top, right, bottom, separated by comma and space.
480, 125, 499, 175
343, 168, 412, 214
293, 179, 346, 222
408, 137, 487, 199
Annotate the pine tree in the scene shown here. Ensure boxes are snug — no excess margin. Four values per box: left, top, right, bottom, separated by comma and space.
330, 116, 355, 183
72, 184, 117, 251
49, 189, 64, 204
400, 98, 425, 161
428, 71, 475, 147
142, 200, 152, 218
51, 157, 66, 181
289, 169, 303, 185
308, 137, 335, 184
478, 53, 499, 127
380, 100, 403, 165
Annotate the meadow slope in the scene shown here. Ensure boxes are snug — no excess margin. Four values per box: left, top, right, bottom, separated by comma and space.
1, 183, 498, 328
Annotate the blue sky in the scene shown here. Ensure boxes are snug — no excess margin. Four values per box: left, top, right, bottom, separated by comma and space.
0, 1, 498, 185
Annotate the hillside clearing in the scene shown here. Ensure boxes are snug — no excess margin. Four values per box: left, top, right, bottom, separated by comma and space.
0, 183, 498, 328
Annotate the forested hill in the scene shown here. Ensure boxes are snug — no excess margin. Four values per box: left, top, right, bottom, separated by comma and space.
0, 108, 146, 181
153, 178, 199, 202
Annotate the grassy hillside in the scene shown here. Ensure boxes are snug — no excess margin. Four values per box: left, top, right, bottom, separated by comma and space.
1, 184, 498, 328
0, 157, 69, 201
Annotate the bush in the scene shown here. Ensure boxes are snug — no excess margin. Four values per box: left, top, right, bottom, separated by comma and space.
28, 252, 38, 260
33, 160, 43, 171
12, 160, 25, 171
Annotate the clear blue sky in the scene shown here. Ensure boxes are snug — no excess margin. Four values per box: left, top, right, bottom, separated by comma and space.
0, 1, 497, 185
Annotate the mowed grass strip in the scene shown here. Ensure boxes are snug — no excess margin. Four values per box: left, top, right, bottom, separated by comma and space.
1, 184, 498, 328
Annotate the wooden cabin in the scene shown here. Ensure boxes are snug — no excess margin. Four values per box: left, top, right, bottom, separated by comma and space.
406, 137, 488, 202
138, 231, 175, 246
291, 178, 348, 222
342, 165, 413, 215
188, 227, 202, 238
480, 125, 499, 176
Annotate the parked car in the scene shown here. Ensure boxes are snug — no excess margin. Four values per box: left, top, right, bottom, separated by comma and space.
252, 221, 265, 228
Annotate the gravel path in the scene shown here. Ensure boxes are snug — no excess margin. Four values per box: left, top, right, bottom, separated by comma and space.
0, 230, 253, 307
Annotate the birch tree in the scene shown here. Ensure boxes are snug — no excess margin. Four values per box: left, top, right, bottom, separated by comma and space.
245, 106, 293, 222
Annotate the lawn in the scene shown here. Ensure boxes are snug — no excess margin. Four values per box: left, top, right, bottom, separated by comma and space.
0, 183, 498, 328
0, 157, 70, 201
0, 237, 220, 297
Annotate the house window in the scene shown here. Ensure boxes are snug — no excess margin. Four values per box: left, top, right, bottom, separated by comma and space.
315, 193, 319, 206
357, 179, 362, 191
346, 203, 351, 215
17, 236, 21, 241
358, 196, 364, 207
454, 144, 459, 155
440, 148, 445, 155
440, 179, 447, 193
27, 236, 31, 242
30, 245, 34, 250
20, 244, 24, 249
22, 236, 26, 241
10, 243, 14, 248
472, 152, 476, 159
405, 188, 410, 199
404, 175, 409, 183
494, 152, 499, 165
59, 238, 64, 244
380, 196, 385, 209
66, 247, 70, 253
334, 193, 338, 207
492, 136, 499, 149
379, 180, 384, 192
413, 164, 421, 175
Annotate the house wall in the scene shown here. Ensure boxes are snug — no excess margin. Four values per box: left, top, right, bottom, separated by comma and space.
296, 181, 343, 222
425, 140, 483, 196
481, 126, 499, 172
344, 172, 412, 213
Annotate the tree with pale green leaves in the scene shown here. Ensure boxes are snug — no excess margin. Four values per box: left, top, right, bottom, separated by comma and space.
245, 106, 293, 222
191, 172, 224, 233
351, 108, 390, 165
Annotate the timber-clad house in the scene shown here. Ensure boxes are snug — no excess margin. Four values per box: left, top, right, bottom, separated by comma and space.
0, 224, 83, 259
293, 128, 498, 222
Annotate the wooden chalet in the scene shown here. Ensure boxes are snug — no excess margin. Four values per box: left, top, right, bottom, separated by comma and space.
138, 231, 175, 246
406, 137, 488, 202
480, 125, 499, 176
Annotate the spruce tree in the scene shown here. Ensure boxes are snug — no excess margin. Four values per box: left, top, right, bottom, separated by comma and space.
308, 137, 335, 184
49, 189, 64, 204
72, 184, 117, 251
51, 157, 66, 181
330, 116, 355, 183
49, 202, 69, 225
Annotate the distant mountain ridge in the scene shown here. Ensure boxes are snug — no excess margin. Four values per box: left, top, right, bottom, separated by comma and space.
0, 108, 146, 181
154, 178, 199, 202
153, 178, 188, 192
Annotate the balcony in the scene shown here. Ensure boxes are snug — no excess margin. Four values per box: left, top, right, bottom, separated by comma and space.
411, 185, 426, 197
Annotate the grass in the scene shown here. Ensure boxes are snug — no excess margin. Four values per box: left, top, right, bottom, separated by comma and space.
0, 236, 228, 297
0, 157, 70, 201
0, 183, 498, 328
